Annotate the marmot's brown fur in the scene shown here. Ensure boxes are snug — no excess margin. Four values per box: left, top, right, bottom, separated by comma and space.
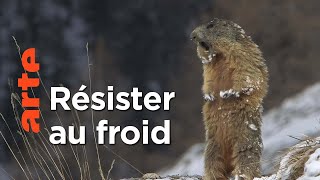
190, 18, 269, 180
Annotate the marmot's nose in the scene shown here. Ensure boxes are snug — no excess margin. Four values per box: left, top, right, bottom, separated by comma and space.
190, 28, 211, 51
190, 30, 198, 42
190, 27, 205, 43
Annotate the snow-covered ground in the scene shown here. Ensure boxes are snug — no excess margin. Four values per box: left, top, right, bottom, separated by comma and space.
159, 144, 205, 176
160, 83, 320, 178
262, 83, 320, 173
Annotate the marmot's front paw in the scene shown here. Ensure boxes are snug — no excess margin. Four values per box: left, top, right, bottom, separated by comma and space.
203, 93, 215, 101
219, 89, 240, 98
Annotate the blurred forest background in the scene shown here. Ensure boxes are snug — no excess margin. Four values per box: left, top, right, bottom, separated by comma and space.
0, 0, 320, 179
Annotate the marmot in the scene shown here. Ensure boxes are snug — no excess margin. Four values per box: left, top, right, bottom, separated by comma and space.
190, 18, 268, 180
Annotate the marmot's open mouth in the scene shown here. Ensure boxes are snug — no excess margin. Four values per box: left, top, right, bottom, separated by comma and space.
197, 42, 217, 64
199, 41, 210, 52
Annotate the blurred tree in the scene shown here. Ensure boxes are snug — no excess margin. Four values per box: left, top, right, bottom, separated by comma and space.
1, 0, 320, 179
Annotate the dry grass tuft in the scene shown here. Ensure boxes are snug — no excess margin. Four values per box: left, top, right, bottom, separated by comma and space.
0, 38, 143, 180
276, 136, 320, 179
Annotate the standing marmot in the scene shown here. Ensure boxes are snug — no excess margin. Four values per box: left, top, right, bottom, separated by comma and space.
190, 18, 268, 180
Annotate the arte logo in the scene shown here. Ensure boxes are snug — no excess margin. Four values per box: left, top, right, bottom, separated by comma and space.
15, 47, 175, 143
17, 48, 40, 133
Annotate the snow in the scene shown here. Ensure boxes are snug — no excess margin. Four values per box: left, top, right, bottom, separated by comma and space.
253, 175, 277, 180
201, 57, 212, 64
275, 137, 320, 179
203, 93, 214, 101
159, 144, 204, 176
232, 23, 245, 35
199, 52, 216, 64
121, 175, 202, 180
161, 83, 320, 178
220, 89, 240, 98
242, 87, 254, 95
262, 83, 320, 173
298, 148, 320, 179
249, 124, 258, 131
276, 146, 300, 179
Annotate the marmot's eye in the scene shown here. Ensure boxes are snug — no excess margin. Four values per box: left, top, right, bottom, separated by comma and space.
206, 24, 214, 29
